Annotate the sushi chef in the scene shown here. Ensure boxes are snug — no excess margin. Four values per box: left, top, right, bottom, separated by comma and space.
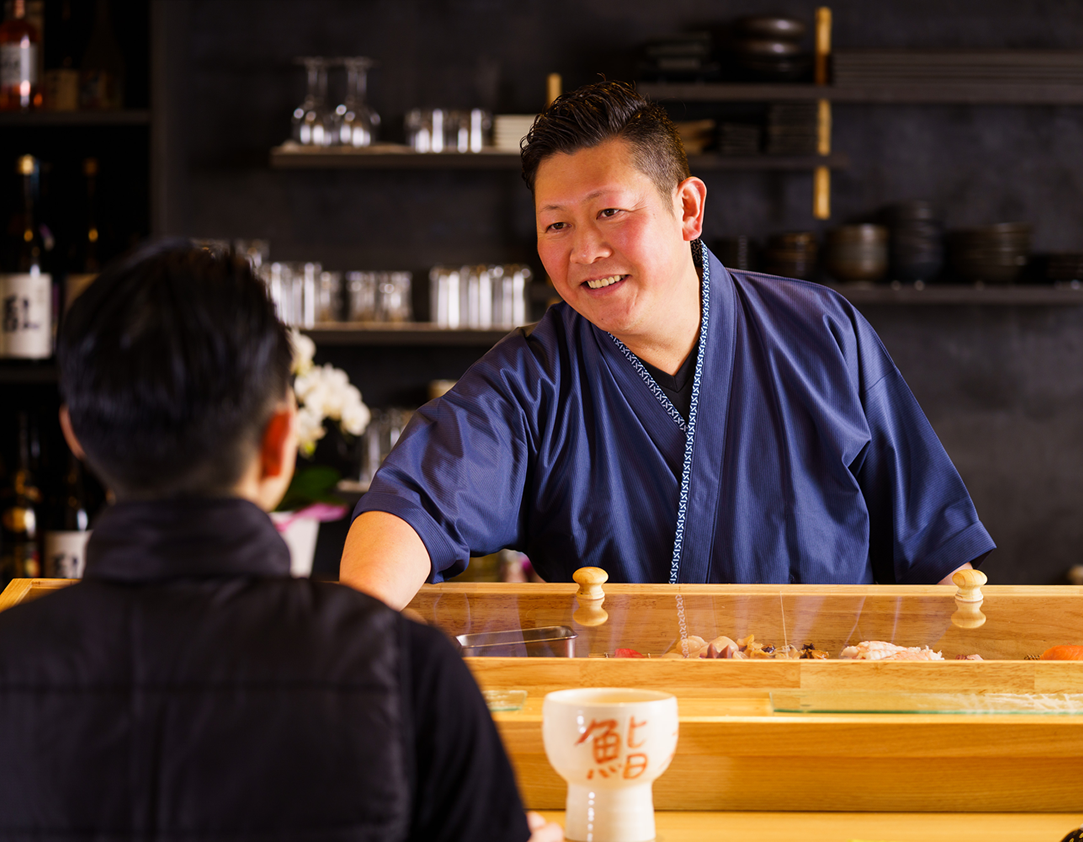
341, 80, 994, 609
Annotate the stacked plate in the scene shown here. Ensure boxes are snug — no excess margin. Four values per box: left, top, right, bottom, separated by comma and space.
884, 200, 944, 283
824, 224, 889, 283
493, 114, 538, 152
833, 50, 1083, 87
764, 231, 818, 280
765, 103, 819, 155
1046, 253, 1083, 283
716, 122, 762, 155
674, 119, 717, 155
947, 222, 1031, 285
637, 32, 721, 82
728, 16, 811, 81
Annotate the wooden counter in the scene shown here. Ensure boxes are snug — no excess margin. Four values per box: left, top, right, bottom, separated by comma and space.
535, 811, 1083, 841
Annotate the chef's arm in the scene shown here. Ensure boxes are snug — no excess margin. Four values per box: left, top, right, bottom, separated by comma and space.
937, 561, 973, 586
339, 511, 431, 610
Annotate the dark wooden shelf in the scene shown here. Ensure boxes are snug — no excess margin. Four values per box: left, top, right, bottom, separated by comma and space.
298, 287, 1083, 349
639, 82, 1083, 106
270, 145, 847, 172
270, 145, 523, 170
0, 109, 152, 127
301, 323, 514, 346
830, 283, 1083, 305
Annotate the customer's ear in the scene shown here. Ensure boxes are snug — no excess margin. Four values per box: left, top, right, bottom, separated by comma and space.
254, 402, 298, 513
58, 406, 86, 460
260, 405, 296, 480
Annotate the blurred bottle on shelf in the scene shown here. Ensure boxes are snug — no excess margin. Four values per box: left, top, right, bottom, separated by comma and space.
43, 447, 91, 579
0, 0, 43, 111
80, 0, 123, 109
64, 157, 102, 311
0, 411, 43, 585
43, 0, 81, 111
2, 154, 54, 359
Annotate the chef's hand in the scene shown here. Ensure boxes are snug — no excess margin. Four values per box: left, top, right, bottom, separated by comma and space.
526, 810, 564, 841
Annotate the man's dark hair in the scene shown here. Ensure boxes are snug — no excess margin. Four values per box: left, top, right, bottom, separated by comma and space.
520, 80, 690, 197
58, 241, 293, 500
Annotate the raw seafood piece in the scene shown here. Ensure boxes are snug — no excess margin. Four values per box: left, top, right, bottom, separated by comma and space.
1040, 645, 1083, 661
663, 633, 828, 659
840, 640, 943, 661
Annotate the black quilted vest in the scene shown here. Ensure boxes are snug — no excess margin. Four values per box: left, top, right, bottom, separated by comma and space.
0, 497, 411, 841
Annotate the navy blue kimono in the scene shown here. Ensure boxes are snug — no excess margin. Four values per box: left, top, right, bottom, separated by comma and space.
355, 242, 994, 585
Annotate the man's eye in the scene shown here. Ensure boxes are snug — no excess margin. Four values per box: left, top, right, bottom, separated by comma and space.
600, 208, 621, 218
546, 222, 566, 232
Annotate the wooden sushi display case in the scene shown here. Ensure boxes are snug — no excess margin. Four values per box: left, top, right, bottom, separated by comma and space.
5, 574, 1083, 813
403, 575, 1083, 813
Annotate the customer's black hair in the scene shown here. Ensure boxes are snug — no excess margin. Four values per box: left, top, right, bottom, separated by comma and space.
520, 80, 690, 197
57, 240, 293, 500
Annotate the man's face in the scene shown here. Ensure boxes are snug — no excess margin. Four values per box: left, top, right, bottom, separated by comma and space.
534, 138, 699, 349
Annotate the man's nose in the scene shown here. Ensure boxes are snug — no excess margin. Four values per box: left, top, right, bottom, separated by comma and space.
571, 224, 612, 264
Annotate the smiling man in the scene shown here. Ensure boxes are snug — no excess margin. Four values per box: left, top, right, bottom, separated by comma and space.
341, 81, 994, 608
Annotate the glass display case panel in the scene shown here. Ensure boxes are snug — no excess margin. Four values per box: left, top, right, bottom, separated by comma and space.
405, 583, 1083, 662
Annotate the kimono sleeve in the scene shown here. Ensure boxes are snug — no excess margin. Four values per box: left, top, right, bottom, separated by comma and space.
852, 331, 995, 585
353, 333, 546, 581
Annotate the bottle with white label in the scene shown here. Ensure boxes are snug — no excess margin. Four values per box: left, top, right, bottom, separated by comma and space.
0, 0, 42, 111
44, 449, 91, 579
1, 154, 53, 359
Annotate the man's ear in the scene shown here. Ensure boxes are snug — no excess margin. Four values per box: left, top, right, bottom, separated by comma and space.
260, 406, 295, 479
58, 406, 86, 460
676, 176, 707, 242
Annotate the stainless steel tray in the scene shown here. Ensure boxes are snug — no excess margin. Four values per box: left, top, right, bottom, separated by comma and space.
456, 625, 577, 657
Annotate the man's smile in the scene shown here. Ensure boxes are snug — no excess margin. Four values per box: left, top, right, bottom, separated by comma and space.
584, 274, 627, 290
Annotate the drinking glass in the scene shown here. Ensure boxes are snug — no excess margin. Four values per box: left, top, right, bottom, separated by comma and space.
346, 271, 378, 321
378, 271, 413, 322
291, 57, 335, 146
334, 57, 380, 147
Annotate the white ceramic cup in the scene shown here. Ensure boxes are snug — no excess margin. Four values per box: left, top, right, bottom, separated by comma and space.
542, 687, 679, 842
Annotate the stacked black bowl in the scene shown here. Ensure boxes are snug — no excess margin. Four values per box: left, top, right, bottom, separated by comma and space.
947, 222, 1031, 285
884, 200, 944, 283
713, 236, 755, 271
764, 231, 818, 280
824, 224, 889, 283
728, 16, 811, 81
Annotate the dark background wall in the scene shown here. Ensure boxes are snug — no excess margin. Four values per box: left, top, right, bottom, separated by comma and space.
152, 0, 1083, 583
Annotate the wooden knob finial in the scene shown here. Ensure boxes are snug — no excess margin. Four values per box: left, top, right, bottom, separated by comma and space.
573, 567, 608, 601
572, 567, 608, 628
951, 568, 987, 629
952, 568, 988, 603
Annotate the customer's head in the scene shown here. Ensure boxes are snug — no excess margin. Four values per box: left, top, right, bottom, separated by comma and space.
520, 80, 690, 198
58, 241, 295, 503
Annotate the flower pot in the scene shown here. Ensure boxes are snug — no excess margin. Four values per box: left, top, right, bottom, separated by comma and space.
270, 511, 320, 577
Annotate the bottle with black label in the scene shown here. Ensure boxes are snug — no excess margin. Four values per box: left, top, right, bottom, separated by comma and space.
1, 153, 53, 358
0, 410, 43, 585
43, 447, 91, 579
79, 0, 123, 109
43, 0, 82, 111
